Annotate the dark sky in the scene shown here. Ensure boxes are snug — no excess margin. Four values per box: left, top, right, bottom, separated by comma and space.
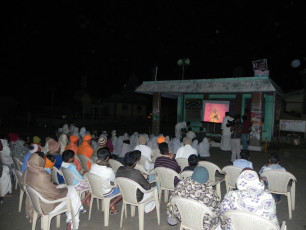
2, 1, 306, 103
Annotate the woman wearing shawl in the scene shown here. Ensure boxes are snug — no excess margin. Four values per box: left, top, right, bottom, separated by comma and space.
220, 169, 279, 229
58, 133, 69, 155
22, 153, 83, 230
167, 166, 221, 230
10, 137, 29, 163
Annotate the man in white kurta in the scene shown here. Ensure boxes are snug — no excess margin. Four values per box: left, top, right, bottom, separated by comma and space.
175, 121, 190, 139
134, 136, 154, 171
175, 137, 198, 159
220, 112, 234, 151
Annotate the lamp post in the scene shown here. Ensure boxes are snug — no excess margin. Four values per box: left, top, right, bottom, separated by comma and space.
177, 58, 190, 80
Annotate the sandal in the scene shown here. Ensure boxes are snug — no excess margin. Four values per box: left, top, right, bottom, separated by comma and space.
110, 209, 118, 215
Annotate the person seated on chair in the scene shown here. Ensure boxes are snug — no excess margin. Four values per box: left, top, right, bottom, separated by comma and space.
233, 150, 253, 169
182, 154, 199, 172
89, 148, 122, 215
259, 153, 286, 204
167, 166, 221, 229
154, 142, 181, 186
77, 134, 94, 170
22, 152, 83, 230
116, 150, 156, 213
44, 154, 56, 175
220, 168, 279, 229
65, 135, 83, 173
61, 150, 91, 206
134, 135, 154, 172
175, 137, 198, 159
0, 140, 13, 204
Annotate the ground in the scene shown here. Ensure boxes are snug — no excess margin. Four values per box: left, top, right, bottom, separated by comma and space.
0, 144, 305, 229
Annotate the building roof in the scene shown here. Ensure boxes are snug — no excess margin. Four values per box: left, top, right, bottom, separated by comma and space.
135, 76, 283, 98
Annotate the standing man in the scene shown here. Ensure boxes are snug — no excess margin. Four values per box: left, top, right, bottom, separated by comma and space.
220, 112, 233, 151
175, 121, 190, 139
230, 114, 243, 163
241, 115, 252, 150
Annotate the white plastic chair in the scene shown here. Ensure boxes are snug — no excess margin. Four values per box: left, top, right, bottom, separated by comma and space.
154, 167, 181, 202
180, 170, 193, 179
198, 161, 225, 198
261, 170, 297, 219
61, 168, 90, 199
221, 165, 242, 192
115, 177, 160, 230
108, 159, 123, 173
13, 156, 23, 189
176, 158, 189, 172
170, 196, 217, 230
223, 210, 286, 230
51, 167, 64, 185
85, 173, 121, 226
12, 168, 25, 212
25, 184, 76, 230
134, 163, 155, 180
78, 154, 93, 171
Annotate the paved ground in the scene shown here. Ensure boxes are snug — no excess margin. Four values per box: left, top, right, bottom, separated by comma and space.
1, 144, 305, 230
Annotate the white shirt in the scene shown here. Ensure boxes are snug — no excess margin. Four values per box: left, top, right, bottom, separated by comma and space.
134, 144, 154, 171
175, 144, 198, 159
89, 163, 115, 194
175, 121, 187, 139
0, 139, 14, 165
221, 116, 234, 135
198, 137, 210, 157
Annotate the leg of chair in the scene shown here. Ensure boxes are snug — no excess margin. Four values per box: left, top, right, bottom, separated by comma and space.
18, 189, 24, 212
131, 205, 136, 217
31, 211, 38, 230
156, 199, 160, 225
291, 182, 296, 211
138, 205, 145, 230
96, 198, 99, 211
103, 198, 111, 226
287, 193, 292, 219
56, 215, 61, 228
120, 202, 125, 228
125, 204, 128, 218
216, 183, 221, 199
88, 196, 94, 220
164, 190, 169, 202
15, 176, 18, 190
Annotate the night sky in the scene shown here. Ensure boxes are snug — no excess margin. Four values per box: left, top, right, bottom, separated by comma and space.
3, 1, 306, 104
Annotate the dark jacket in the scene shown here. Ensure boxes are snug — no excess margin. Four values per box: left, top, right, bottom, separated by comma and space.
116, 166, 155, 202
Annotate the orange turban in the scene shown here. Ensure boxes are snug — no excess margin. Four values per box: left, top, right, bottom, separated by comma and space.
157, 136, 166, 144
70, 135, 79, 142
83, 134, 92, 141
44, 157, 55, 170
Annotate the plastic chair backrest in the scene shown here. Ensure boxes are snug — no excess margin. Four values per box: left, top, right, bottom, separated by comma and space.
224, 210, 280, 230
180, 170, 193, 179
198, 161, 223, 182
51, 167, 62, 185
176, 158, 189, 172
13, 168, 24, 190
171, 196, 216, 230
13, 157, 22, 171
115, 177, 141, 204
154, 167, 181, 190
78, 154, 92, 171
61, 167, 84, 186
222, 165, 242, 188
261, 170, 296, 193
86, 173, 112, 198
108, 159, 123, 173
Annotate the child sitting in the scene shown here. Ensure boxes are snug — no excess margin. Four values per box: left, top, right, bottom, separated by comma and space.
44, 154, 56, 174
182, 154, 199, 172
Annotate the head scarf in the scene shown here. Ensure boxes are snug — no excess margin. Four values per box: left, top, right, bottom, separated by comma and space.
30, 143, 42, 154
58, 134, 69, 154
69, 135, 79, 143
8, 133, 19, 142
48, 139, 60, 154
192, 166, 209, 184
98, 136, 107, 147
44, 157, 55, 170
83, 134, 92, 142
33, 136, 41, 144
157, 136, 166, 144
236, 169, 264, 196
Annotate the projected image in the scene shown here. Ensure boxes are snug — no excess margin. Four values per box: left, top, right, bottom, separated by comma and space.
202, 101, 230, 123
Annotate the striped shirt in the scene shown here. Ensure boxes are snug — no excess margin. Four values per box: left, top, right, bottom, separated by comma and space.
154, 155, 181, 185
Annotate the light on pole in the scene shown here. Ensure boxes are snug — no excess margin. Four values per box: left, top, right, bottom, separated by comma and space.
177, 58, 190, 80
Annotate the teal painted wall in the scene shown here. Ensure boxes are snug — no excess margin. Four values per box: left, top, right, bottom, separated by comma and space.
263, 94, 274, 142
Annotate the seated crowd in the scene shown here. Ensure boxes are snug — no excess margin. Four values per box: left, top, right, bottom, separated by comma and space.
0, 123, 286, 229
